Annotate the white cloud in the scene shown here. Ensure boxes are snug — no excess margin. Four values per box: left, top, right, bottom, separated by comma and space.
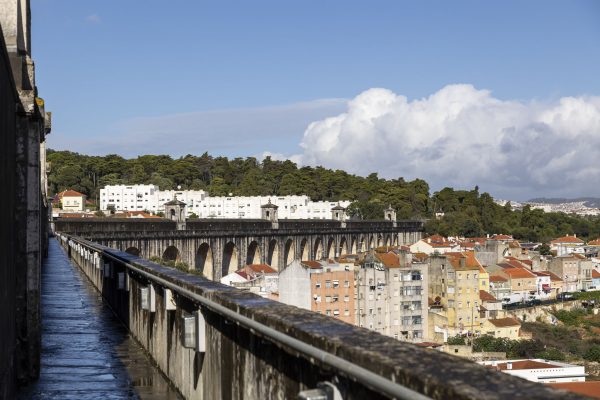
297, 85, 600, 199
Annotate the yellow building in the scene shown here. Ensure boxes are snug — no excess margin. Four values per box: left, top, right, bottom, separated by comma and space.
482, 317, 522, 340
429, 251, 486, 338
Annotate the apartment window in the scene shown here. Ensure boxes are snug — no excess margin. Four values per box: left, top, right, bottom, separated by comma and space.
458, 301, 462, 308
344, 295, 349, 302
344, 309, 350, 316
466, 274, 470, 279
325, 280, 331, 288
315, 281, 321, 289
412, 316, 422, 325
393, 274, 399, 282
333, 280, 339, 288
325, 310, 331, 316
369, 308, 373, 315
315, 296, 321, 303
332, 295, 339, 302
333, 309, 340, 316
344, 280, 350, 288
325, 296, 331, 303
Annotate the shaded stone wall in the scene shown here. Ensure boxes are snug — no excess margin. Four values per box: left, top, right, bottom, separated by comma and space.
0, 1, 50, 397
0, 23, 19, 400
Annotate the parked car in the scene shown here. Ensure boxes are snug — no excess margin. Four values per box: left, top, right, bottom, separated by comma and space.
557, 292, 574, 300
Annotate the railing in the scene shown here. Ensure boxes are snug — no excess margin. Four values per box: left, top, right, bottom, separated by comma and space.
55, 233, 582, 400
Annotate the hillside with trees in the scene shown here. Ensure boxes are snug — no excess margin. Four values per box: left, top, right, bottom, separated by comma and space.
47, 150, 600, 242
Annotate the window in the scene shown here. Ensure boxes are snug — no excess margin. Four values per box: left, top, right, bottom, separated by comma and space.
325, 280, 331, 288
333, 309, 340, 316
315, 281, 321, 289
344, 309, 350, 316
344, 295, 349, 302
325, 310, 331, 316
315, 295, 321, 303
333, 280, 339, 288
332, 295, 339, 302
325, 296, 331, 303
344, 280, 350, 288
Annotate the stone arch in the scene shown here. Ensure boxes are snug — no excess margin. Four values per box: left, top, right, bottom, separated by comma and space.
377, 235, 383, 247
359, 236, 366, 252
284, 239, 295, 267
368, 236, 375, 250
339, 237, 348, 257
393, 235, 399, 246
222, 241, 238, 276
314, 238, 323, 260
300, 238, 309, 261
125, 247, 140, 256
162, 245, 180, 262
385, 235, 392, 247
195, 242, 213, 280
246, 240, 261, 265
350, 236, 358, 254
326, 237, 336, 260
267, 239, 280, 271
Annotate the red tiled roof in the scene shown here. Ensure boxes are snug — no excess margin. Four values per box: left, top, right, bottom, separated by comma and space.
551, 235, 584, 244
588, 239, 600, 246
549, 381, 600, 399
491, 234, 513, 240
375, 252, 400, 268
493, 360, 554, 371
246, 264, 276, 274
489, 275, 508, 282
479, 290, 498, 302
592, 270, 600, 279
488, 317, 521, 328
502, 267, 536, 279
235, 271, 249, 280
59, 189, 86, 198
301, 260, 323, 269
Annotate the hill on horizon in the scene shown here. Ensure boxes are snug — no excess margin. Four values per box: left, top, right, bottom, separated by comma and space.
526, 197, 600, 208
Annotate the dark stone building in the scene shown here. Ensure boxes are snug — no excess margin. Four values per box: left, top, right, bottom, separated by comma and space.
0, 1, 50, 397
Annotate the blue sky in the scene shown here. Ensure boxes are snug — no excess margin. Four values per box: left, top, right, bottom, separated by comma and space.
32, 1, 600, 199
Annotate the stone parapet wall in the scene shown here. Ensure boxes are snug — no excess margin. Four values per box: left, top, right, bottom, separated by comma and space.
59, 235, 582, 400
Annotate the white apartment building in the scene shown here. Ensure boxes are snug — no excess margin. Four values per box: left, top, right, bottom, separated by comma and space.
355, 251, 428, 342
479, 359, 586, 383
99, 184, 351, 219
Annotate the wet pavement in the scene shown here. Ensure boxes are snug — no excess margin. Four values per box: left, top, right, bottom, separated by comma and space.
19, 239, 182, 400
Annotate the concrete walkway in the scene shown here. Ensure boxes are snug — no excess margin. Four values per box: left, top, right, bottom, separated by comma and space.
19, 239, 181, 400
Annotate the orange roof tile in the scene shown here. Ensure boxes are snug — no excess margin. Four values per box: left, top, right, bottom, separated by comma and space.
592, 270, 600, 279
246, 264, 276, 274
492, 360, 553, 371
489, 275, 508, 282
549, 381, 600, 399
59, 189, 86, 198
375, 253, 400, 268
502, 267, 536, 279
551, 235, 584, 244
479, 290, 498, 302
301, 260, 323, 269
491, 234, 513, 240
588, 238, 600, 246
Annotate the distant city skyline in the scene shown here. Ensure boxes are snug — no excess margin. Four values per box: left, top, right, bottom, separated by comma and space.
33, 0, 600, 200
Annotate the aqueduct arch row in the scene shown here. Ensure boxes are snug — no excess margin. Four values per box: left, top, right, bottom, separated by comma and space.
103, 229, 422, 282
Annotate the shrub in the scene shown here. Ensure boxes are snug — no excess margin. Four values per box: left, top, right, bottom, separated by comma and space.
584, 345, 600, 362
535, 348, 566, 361
447, 335, 466, 345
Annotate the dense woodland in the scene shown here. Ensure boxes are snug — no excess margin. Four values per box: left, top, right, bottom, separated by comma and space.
47, 150, 600, 242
